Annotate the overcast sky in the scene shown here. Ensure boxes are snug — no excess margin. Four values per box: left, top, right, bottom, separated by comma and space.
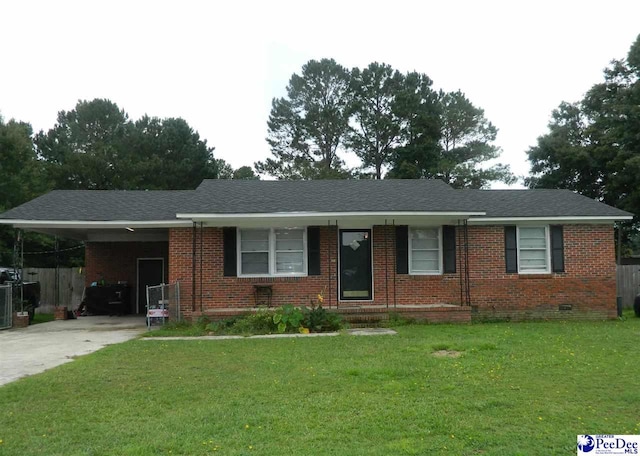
1, 0, 639, 187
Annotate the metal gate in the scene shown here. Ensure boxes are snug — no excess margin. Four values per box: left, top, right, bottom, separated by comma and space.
0, 284, 12, 329
146, 282, 180, 329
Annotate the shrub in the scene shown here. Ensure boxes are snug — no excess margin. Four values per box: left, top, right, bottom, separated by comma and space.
195, 315, 211, 329
273, 304, 305, 333
205, 316, 242, 334
303, 305, 342, 332
230, 310, 278, 335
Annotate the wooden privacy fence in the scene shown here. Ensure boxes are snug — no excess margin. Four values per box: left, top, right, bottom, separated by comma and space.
617, 264, 640, 309
24, 267, 85, 313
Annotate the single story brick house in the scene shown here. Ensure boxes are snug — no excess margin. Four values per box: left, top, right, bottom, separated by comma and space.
0, 179, 632, 323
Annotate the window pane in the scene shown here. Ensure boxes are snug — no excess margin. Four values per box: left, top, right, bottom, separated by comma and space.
412, 238, 439, 250
276, 239, 304, 251
411, 259, 439, 272
520, 227, 545, 239
520, 259, 547, 270
276, 251, 304, 273
520, 237, 546, 249
518, 227, 548, 272
275, 229, 303, 241
241, 252, 269, 274
412, 250, 439, 262
410, 228, 440, 273
521, 250, 546, 260
241, 230, 269, 252
411, 229, 438, 240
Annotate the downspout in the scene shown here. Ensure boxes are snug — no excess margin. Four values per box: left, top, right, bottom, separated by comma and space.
191, 222, 196, 312
458, 220, 463, 306
393, 219, 397, 308
464, 220, 471, 306
54, 236, 59, 308
20, 231, 24, 312
199, 222, 204, 313
327, 220, 331, 309
385, 219, 389, 308
335, 221, 339, 309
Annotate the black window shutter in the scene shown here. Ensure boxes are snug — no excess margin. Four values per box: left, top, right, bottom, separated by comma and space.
504, 226, 518, 273
223, 227, 237, 277
396, 226, 409, 274
550, 225, 565, 273
443, 225, 456, 273
307, 227, 321, 275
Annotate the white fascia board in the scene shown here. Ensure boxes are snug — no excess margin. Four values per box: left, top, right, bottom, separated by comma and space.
468, 215, 633, 225
0, 219, 193, 229
176, 211, 487, 220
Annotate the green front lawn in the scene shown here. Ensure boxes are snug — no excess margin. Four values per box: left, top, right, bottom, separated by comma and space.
1, 318, 639, 455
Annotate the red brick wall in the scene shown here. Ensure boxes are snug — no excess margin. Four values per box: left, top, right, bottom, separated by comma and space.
169, 227, 339, 320
167, 224, 617, 321
85, 241, 169, 312
467, 225, 617, 321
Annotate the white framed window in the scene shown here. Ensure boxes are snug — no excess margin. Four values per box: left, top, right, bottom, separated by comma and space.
238, 228, 307, 276
517, 226, 550, 273
409, 227, 442, 274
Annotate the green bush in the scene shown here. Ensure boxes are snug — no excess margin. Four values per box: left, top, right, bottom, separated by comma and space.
205, 316, 242, 334
273, 304, 305, 333
201, 305, 343, 336
303, 305, 342, 332
229, 310, 278, 335
195, 315, 211, 329
205, 310, 277, 335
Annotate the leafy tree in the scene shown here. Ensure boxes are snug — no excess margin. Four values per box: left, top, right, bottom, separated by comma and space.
435, 90, 514, 188
124, 116, 218, 189
386, 71, 442, 180
348, 63, 405, 179
35, 99, 220, 190
256, 58, 353, 179
527, 34, 640, 251
0, 116, 50, 265
527, 33, 640, 212
389, 89, 514, 188
35, 99, 130, 190
0, 117, 47, 211
232, 166, 259, 180
215, 159, 235, 179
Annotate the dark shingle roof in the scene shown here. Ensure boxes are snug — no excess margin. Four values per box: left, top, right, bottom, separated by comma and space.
186, 179, 479, 213
0, 190, 193, 221
0, 180, 632, 222
461, 189, 631, 218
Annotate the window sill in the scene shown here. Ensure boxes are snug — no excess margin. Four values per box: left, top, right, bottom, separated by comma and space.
237, 275, 307, 283
518, 274, 553, 279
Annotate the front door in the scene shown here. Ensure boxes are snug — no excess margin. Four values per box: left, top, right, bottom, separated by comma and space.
137, 258, 164, 314
339, 229, 372, 301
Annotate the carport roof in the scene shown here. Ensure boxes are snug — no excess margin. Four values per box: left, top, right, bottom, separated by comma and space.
0, 190, 194, 221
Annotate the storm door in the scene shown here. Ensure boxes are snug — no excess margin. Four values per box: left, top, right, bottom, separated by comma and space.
339, 229, 373, 301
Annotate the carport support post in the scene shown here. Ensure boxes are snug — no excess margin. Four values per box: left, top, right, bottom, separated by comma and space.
19, 230, 24, 311
54, 236, 59, 308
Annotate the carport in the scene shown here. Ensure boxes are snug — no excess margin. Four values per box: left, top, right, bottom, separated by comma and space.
0, 190, 192, 315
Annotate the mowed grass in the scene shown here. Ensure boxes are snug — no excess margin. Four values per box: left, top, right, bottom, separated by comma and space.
31, 313, 54, 325
1, 317, 640, 455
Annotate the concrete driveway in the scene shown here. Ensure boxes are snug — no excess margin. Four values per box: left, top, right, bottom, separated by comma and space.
0, 315, 146, 387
